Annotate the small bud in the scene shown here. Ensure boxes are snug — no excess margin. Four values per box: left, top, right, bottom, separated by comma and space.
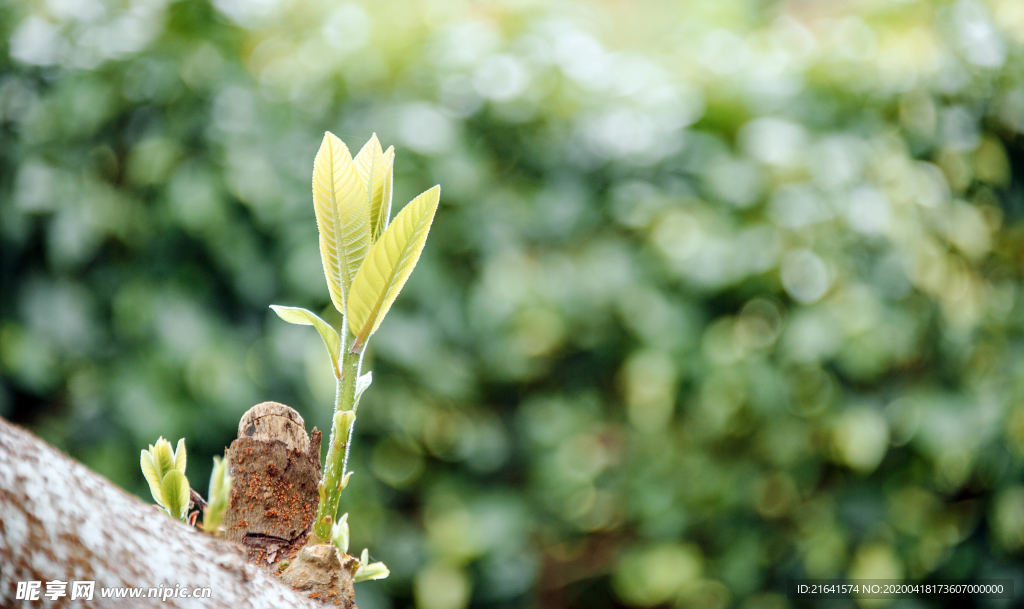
141, 437, 192, 522
331, 513, 350, 554
333, 410, 356, 445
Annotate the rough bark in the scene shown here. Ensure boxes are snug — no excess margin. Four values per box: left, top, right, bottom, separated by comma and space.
0, 417, 325, 608
223, 402, 322, 570
279, 543, 358, 608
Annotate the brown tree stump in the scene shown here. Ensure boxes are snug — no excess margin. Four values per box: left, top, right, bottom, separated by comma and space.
222, 402, 322, 570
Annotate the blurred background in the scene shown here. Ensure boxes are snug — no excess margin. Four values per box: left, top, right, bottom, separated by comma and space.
3, 0, 1024, 607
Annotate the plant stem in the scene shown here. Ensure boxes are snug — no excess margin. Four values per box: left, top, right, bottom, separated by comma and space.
310, 325, 360, 544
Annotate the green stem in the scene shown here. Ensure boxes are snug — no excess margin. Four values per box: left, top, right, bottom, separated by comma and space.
311, 325, 360, 544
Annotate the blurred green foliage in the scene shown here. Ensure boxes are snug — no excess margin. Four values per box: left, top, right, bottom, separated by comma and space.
3, 0, 1024, 607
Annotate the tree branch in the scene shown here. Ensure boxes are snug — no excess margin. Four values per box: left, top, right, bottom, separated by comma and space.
0, 417, 325, 608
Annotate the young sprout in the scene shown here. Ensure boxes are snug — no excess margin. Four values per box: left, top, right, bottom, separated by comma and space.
271, 132, 440, 545
328, 513, 389, 583
140, 437, 191, 522
202, 455, 232, 535
330, 512, 350, 554
353, 548, 390, 583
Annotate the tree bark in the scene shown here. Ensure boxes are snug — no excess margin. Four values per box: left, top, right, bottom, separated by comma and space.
0, 417, 326, 608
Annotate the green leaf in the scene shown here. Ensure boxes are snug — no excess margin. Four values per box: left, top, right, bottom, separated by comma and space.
314, 131, 371, 314
346, 185, 440, 351
173, 437, 187, 473
353, 135, 395, 242
140, 449, 163, 505
270, 305, 342, 376
160, 470, 191, 521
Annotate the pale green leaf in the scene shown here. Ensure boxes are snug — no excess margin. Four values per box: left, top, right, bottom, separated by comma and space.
354, 135, 395, 242
152, 437, 176, 481
379, 146, 395, 236
346, 185, 440, 351
174, 437, 187, 473
331, 512, 350, 554
204, 456, 232, 534
270, 305, 342, 376
355, 371, 372, 401
160, 470, 191, 521
314, 132, 371, 313
354, 561, 390, 582
140, 450, 163, 505
208, 455, 228, 503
